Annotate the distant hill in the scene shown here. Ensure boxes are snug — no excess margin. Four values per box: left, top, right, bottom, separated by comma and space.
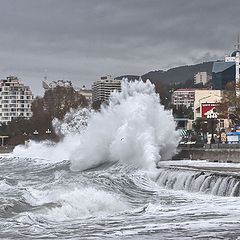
141, 61, 213, 85
114, 62, 214, 107
116, 61, 214, 85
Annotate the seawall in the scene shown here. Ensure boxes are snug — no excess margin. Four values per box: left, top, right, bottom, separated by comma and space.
0, 146, 14, 154
157, 165, 240, 196
174, 147, 240, 163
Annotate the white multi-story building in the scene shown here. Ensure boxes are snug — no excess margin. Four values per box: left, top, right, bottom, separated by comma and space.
92, 75, 121, 103
194, 72, 211, 85
171, 89, 195, 109
0, 76, 33, 124
42, 79, 72, 89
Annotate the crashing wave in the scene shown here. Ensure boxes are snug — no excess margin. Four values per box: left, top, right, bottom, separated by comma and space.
13, 80, 179, 171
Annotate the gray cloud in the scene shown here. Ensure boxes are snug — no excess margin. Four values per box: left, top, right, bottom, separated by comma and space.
0, 0, 239, 95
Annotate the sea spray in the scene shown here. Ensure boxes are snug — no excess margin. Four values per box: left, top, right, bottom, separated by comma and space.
70, 80, 179, 171
13, 136, 80, 163
13, 80, 180, 171
13, 108, 91, 162
53, 108, 90, 136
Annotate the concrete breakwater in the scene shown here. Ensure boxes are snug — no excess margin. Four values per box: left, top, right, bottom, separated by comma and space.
174, 147, 240, 163
157, 165, 240, 196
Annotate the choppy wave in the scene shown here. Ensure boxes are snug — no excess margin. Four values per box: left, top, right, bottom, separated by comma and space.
1, 157, 240, 239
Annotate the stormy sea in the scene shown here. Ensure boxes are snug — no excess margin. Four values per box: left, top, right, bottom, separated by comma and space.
1, 80, 240, 239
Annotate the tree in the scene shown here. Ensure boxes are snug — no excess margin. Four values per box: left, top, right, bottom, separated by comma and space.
192, 117, 218, 143
217, 81, 240, 125
172, 105, 194, 119
44, 86, 88, 119
192, 117, 207, 135
1, 86, 89, 145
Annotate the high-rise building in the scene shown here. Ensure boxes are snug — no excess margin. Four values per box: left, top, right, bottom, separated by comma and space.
92, 75, 121, 103
0, 76, 33, 124
194, 72, 211, 85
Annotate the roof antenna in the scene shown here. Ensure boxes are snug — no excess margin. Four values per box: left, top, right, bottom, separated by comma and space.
235, 33, 240, 51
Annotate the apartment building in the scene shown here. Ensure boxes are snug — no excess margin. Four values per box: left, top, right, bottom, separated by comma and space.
0, 76, 33, 124
194, 72, 211, 85
171, 89, 195, 109
92, 75, 121, 103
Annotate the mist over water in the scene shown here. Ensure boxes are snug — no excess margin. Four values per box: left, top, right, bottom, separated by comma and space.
14, 80, 179, 171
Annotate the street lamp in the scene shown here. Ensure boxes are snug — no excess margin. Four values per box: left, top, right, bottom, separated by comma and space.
33, 130, 39, 140
207, 111, 218, 144
203, 121, 208, 143
33, 130, 39, 135
46, 129, 51, 134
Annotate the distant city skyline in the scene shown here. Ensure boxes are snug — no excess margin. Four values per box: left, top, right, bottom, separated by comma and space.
0, 0, 240, 95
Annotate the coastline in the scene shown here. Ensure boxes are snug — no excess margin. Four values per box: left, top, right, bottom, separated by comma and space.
2, 144, 240, 163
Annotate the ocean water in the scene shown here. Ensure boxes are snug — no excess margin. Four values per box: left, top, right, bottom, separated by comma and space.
1, 157, 240, 239
1, 80, 240, 239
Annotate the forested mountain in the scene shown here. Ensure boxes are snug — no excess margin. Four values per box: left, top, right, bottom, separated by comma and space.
141, 61, 213, 84
116, 61, 213, 85
116, 61, 214, 107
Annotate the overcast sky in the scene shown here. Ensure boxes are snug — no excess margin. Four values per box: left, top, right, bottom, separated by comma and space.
0, 0, 240, 95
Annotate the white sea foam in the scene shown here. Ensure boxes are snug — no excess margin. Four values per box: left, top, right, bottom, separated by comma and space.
13, 80, 179, 171
24, 186, 127, 221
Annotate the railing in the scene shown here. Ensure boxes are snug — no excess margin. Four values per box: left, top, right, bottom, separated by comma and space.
179, 143, 240, 150
204, 143, 240, 149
